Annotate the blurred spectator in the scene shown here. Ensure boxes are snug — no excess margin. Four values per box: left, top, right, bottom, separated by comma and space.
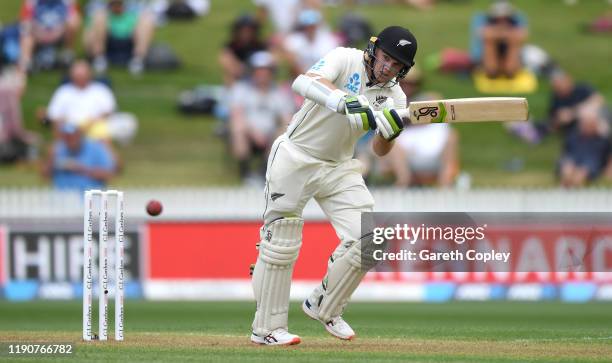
282, 9, 340, 78
254, 0, 321, 41
84, 0, 155, 75
47, 60, 115, 137
218, 14, 267, 86
46, 60, 138, 144
559, 107, 611, 187
42, 122, 116, 192
18, 0, 81, 72
472, 1, 527, 78
548, 70, 606, 137
228, 51, 293, 184
0, 68, 39, 163
507, 69, 607, 145
544, 70, 610, 186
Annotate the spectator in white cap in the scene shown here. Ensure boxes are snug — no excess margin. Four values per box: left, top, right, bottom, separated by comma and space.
228, 51, 295, 185
282, 8, 340, 78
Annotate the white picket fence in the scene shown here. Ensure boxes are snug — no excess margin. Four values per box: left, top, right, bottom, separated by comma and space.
1, 187, 612, 220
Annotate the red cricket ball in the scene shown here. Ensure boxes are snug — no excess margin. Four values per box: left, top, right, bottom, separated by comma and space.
146, 200, 163, 216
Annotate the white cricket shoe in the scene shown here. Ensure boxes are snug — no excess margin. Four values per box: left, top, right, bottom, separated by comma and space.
250, 328, 301, 346
302, 299, 355, 340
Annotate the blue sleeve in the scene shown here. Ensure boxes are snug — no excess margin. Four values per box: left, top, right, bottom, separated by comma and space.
516, 13, 528, 27
92, 142, 115, 171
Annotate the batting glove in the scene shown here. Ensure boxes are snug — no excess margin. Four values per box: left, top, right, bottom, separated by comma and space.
343, 95, 376, 131
374, 108, 404, 141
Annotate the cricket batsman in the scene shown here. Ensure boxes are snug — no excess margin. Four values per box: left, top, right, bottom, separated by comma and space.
250, 26, 417, 345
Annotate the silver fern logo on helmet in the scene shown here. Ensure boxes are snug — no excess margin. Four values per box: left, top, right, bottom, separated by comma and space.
397, 39, 411, 47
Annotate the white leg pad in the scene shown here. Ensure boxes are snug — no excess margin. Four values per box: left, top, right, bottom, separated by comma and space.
317, 237, 379, 322
252, 218, 303, 336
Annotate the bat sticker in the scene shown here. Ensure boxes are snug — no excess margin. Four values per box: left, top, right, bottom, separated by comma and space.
414, 106, 439, 120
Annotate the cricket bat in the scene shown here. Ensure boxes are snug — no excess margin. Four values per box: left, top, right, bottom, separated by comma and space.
395, 97, 529, 125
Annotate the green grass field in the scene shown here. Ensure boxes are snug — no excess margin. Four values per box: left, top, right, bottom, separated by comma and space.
0, 0, 611, 187
1, 301, 611, 362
